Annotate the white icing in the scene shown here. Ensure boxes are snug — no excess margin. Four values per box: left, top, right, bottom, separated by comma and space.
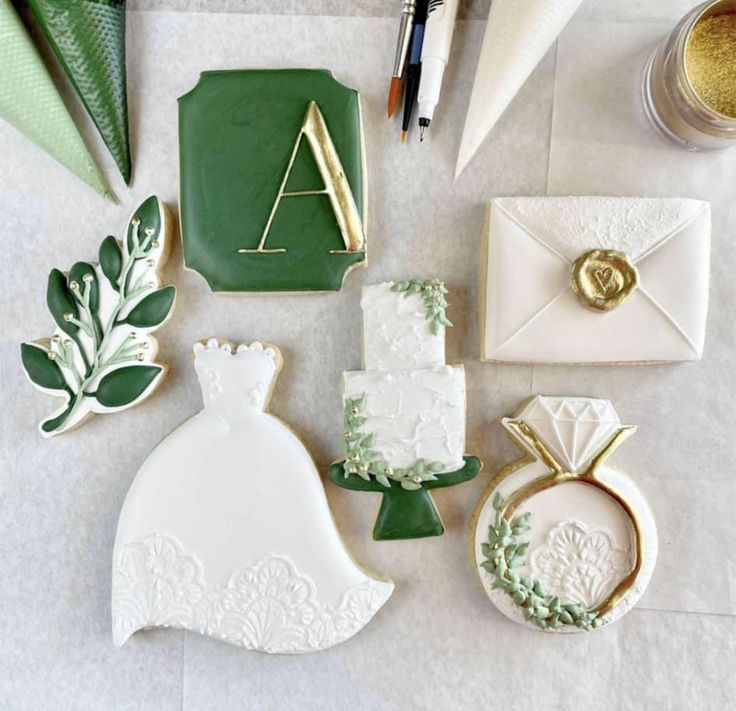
517, 396, 621, 473
482, 196, 711, 363
112, 340, 393, 653
473, 396, 658, 633
113, 534, 390, 653
31, 200, 172, 435
361, 283, 445, 371
344, 280, 467, 475
343, 366, 466, 472
529, 520, 629, 609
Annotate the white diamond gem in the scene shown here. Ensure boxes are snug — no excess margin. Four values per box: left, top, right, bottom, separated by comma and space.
519, 396, 620, 472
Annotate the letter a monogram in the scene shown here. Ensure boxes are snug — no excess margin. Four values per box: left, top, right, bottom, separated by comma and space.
241, 102, 365, 255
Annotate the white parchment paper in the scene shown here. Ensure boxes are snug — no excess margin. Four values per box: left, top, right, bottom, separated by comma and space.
0, 10, 734, 711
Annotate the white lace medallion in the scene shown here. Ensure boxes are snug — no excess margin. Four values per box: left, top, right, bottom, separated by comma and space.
529, 520, 629, 609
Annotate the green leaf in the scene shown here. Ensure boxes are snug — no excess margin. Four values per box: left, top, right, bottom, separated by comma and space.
95, 365, 163, 408
68, 262, 99, 312
375, 474, 391, 488
400, 480, 421, 491
20, 343, 68, 392
127, 195, 163, 255
99, 236, 123, 287
492, 492, 504, 511
125, 286, 176, 328
47, 268, 78, 335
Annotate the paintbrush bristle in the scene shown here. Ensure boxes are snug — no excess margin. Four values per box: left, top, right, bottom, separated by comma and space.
387, 77, 403, 119
400, 130, 407, 144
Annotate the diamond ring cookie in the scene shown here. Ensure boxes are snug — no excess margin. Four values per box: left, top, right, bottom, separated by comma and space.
112, 339, 393, 654
179, 69, 366, 293
20, 196, 175, 437
471, 396, 657, 632
480, 196, 711, 363
330, 280, 481, 540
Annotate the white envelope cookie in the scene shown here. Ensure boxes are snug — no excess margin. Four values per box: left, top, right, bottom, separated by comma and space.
481, 196, 711, 363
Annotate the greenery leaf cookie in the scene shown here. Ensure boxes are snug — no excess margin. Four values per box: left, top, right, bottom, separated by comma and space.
20, 196, 175, 437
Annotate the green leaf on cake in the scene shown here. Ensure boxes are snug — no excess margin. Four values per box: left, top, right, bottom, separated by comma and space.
68, 261, 100, 312
20, 342, 69, 392
126, 195, 163, 255
46, 268, 79, 335
99, 235, 123, 287
95, 364, 163, 408
125, 286, 175, 328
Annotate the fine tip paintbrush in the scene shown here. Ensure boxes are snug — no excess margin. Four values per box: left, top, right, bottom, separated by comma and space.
387, 0, 417, 118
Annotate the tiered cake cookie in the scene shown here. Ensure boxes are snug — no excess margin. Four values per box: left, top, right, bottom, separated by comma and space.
472, 396, 658, 632
329, 280, 481, 540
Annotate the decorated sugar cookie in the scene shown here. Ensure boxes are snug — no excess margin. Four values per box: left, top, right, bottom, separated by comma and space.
472, 396, 657, 632
178, 69, 366, 293
112, 339, 393, 654
329, 280, 481, 540
20, 196, 175, 437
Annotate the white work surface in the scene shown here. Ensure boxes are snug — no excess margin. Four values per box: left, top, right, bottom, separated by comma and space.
1, 3, 735, 710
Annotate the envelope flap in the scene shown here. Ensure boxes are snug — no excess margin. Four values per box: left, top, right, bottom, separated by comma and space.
636, 203, 710, 355
485, 203, 569, 352
494, 196, 708, 262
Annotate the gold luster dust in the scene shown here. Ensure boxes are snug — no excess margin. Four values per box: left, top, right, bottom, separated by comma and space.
686, 13, 736, 118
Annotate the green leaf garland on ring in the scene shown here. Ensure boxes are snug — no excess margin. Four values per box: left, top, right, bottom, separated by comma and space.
480, 493, 604, 631
20, 196, 175, 437
390, 279, 452, 336
343, 394, 446, 490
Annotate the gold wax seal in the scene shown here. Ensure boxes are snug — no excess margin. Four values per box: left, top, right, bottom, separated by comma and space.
571, 249, 639, 312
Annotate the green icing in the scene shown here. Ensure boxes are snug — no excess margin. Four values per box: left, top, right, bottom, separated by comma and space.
390, 279, 452, 335
178, 69, 366, 292
480, 493, 604, 631
27, 0, 131, 182
329, 456, 481, 541
20, 196, 174, 437
0, 0, 110, 197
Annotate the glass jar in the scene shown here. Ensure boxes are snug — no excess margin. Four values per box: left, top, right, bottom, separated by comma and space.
642, 0, 736, 150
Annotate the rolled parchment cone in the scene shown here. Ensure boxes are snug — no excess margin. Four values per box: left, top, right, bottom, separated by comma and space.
27, 0, 131, 184
0, 0, 111, 197
455, 0, 584, 178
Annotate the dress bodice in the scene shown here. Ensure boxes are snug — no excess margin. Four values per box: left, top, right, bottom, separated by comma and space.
193, 339, 280, 422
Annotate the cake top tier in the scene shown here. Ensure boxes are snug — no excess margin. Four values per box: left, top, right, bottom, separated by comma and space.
361, 280, 451, 372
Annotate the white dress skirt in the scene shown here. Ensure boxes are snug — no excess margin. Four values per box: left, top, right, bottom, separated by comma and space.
112, 340, 393, 654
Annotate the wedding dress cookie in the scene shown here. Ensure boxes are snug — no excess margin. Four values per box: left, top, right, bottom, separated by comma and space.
20, 196, 174, 436
472, 396, 657, 632
330, 280, 481, 540
112, 339, 393, 654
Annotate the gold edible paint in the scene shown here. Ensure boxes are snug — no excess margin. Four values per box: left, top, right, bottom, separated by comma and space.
686, 13, 736, 118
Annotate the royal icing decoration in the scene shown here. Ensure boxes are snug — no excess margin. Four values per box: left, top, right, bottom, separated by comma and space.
20, 196, 175, 437
481, 196, 711, 363
472, 396, 658, 632
330, 280, 480, 540
112, 339, 393, 653
27, 0, 131, 182
179, 69, 366, 293
0, 0, 110, 197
